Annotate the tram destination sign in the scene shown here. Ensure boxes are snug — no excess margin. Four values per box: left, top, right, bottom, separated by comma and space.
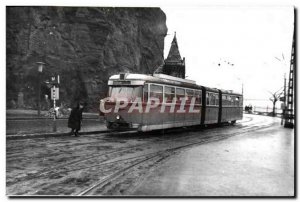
113, 81, 131, 85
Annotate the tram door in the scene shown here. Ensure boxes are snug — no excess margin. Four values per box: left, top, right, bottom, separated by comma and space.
162, 86, 175, 127
143, 84, 164, 129
175, 88, 185, 126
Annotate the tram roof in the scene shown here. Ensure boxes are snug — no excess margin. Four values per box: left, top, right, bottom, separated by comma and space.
108, 73, 242, 96
109, 73, 197, 87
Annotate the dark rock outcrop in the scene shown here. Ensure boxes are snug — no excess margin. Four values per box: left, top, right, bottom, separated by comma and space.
7, 6, 167, 111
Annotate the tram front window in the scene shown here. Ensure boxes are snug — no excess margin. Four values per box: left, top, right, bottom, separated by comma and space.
109, 86, 142, 101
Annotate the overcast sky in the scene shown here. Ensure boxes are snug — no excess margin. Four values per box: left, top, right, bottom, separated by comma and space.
0, 2, 296, 109
162, 6, 294, 107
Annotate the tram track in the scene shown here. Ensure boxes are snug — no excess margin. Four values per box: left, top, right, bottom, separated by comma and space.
76, 119, 274, 196
6, 121, 225, 165
8, 122, 260, 179
6, 125, 228, 186
7, 115, 272, 195
6, 116, 253, 160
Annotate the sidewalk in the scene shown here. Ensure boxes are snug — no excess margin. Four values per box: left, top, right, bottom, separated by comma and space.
6, 109, 99, 119
6, 109, 108, 139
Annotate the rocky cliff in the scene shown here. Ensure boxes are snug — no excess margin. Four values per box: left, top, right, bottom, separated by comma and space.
7, 6, 167, 111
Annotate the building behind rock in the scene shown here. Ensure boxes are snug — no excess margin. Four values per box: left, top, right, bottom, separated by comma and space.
162, 33, 185, 79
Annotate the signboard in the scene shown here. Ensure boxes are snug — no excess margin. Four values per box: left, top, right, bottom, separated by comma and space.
113, 81, 131, 85
51, 87, 59, 100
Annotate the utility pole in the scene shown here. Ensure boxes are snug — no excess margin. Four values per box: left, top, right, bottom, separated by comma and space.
242, 83, 244, 95
284, 10, 295, 128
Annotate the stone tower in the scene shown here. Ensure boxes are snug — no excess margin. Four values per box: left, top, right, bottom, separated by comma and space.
162, 33, 186, 78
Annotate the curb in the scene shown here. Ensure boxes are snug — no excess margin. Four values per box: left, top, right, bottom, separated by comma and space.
7, 130, 109, 140
6, 117, 102, 121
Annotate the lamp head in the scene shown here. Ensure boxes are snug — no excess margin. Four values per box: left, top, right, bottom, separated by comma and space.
36, 62, 45, 73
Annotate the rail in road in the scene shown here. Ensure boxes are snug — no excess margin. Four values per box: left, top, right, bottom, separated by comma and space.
77, 116, 273, 196
7, 117, 254, 185
6, 114, 276, 196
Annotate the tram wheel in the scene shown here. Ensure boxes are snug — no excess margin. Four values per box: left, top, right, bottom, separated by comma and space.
110, 122, 119, 129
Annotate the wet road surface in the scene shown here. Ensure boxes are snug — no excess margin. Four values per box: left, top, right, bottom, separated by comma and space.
132, 116, 294, 196
6, 114, 294, 196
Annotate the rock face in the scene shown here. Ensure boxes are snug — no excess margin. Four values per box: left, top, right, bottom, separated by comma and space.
7, 7, 167, 111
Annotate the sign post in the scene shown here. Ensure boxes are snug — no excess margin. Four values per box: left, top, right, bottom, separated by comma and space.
50, 75, 60, 132
51, 86, 57, 132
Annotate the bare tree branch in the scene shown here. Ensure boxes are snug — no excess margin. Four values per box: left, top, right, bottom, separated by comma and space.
275, 56, 281, 61
268, 87, 284, 117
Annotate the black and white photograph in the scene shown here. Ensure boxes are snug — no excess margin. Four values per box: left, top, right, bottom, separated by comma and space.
5, 1, 295, 197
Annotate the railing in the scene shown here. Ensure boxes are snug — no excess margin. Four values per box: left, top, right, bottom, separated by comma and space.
250, 106, 283, 117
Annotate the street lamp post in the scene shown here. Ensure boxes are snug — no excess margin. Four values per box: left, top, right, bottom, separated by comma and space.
37, 62, 45, 117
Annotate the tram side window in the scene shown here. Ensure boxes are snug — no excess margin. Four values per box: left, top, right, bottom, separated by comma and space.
206, 93, 209, 105
224, 95, 228, 106
186, 89, 194, 103
213, 93, 218, 106
227, 96, 231, 106
176, 88, 185, 102
235, 97, 239, 106
226, 95, 229, 106
211, 93, 216, 106
195, 90, 202, 105
209, 93, 218, 106
143, 84, 148, 102
207, 92, 213, 106
150, 84, 163, 102
164, 86, 175, 103
215, 93, 219, 106
222, 95, 226, 106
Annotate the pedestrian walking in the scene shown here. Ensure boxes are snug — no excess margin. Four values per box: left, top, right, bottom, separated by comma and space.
68, 102, 84, 136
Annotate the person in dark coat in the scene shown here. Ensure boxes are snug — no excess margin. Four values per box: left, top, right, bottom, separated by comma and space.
68, 102, 84, 136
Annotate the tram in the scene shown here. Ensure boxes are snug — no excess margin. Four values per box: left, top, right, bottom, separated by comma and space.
100, 73, 243, 132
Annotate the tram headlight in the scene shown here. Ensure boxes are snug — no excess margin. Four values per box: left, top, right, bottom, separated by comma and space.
116, 115, 120, 120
